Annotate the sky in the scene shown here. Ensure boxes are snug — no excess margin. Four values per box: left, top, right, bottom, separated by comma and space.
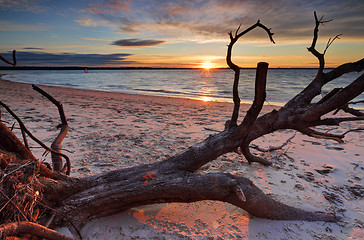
0, 0, 363, 68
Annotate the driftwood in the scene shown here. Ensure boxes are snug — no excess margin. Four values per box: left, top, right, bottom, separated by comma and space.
0, 50, 17, 66
0, 12, 363, 239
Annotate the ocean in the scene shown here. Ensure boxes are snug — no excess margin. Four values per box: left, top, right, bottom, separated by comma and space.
1, 68, 363, 108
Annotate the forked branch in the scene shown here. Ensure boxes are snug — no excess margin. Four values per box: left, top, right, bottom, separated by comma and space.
227, 20, 275, 127
32, 85, 70, 174
323, 34, 342, 55
307, 11, 340, 75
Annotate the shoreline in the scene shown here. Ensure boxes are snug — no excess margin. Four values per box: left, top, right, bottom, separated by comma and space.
0, 73, 286, 108
0, 72, 238, 105
0, 76, 363, 239
0, 74, 233, 106
2, 71, 363, 110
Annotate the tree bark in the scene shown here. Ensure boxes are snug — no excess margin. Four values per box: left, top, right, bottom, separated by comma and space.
0, 221, 76, 240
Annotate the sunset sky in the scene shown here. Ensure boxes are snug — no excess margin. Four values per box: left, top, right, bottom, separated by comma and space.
1, 0, 363, 68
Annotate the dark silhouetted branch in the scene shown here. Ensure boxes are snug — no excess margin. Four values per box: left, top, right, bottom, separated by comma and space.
307, 11, 333, 75
239, 62, 268, 134
32, 85, 70, 174
227, 21, 275, 128
299, 128, 344, 143
323, 34, 342, 55
0, 50, 17, 66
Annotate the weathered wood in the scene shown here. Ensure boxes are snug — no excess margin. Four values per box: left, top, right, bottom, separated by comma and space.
47, 164, 337, 228
32, 85, 70, 174
0, 121, 61, 179
0, 99, 71, 175
0, 221, 76, 240
227, 21, 274, 128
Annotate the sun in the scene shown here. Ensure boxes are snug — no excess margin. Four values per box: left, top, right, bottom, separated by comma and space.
201, 62, 214, 70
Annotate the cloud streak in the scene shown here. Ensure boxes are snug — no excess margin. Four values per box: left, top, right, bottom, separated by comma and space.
0, 0, 48, 13
22, 47, 45, 50
110, 39, 165, 47
0, 51, 134, 66
0, 20, 48, 32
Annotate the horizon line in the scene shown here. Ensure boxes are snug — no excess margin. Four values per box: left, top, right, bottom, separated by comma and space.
0, 66, 328, 70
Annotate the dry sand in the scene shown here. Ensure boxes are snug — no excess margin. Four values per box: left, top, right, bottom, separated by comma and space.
0, 76, 363, 239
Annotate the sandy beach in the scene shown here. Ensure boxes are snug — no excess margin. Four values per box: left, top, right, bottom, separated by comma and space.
0, 75, 363, 239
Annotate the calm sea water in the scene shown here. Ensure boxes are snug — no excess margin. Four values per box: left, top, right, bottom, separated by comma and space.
1, 69, 363, 108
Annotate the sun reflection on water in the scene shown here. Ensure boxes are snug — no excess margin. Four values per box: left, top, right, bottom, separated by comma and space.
200, 96, 212, 102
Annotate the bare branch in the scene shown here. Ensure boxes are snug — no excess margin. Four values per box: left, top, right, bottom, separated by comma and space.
235, 23, 242, 37
349, 100, 364, 105
323, 34, 342, 55
299, 128, 344, 143
32, 85, 70, 174
227, 21, 274, 127
20, 127, 29, 150
0, 50, 17, 66
238, 62, 268, 134
342, 128, 364, 136
318, 14, 332, 25
32, 85, 67, 125
0, 101, 70, 175
324, 58, 364, 84
334, 104, 364, 116
307, 12, 338, 76
240, 145, 271, 165
318, 88, 342, 105
303, 73, 364, 122
251, 131, 296, 152
307, 11, 326, 74
0, 221, 77, 240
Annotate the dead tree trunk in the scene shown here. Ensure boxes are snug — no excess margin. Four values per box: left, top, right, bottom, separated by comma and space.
0, 12, 363, 239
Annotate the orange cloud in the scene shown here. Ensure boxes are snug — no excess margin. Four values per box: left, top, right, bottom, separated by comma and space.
87, 0, 130, 14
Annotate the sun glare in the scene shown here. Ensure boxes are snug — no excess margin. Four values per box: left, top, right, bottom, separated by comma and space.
200, 96, 212, 102
201, 62, 213, 70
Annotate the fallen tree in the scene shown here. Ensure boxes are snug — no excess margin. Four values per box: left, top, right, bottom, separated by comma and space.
0, 12, 363, 239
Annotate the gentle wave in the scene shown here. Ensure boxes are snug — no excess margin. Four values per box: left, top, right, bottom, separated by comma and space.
1, 69, 363, 108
